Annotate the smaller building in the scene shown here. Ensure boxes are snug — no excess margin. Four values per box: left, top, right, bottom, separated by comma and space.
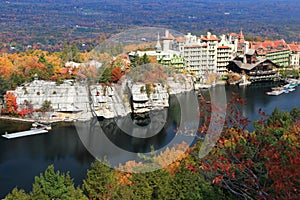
157, 53, 185, 72
227, 50, 279, 82
250, 40, 290, 67
288, 42, 300, 69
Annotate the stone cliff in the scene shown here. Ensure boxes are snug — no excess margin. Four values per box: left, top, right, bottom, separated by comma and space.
8, 74, 194, 120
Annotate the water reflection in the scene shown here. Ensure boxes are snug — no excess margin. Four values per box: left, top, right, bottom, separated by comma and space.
75, 92, 199, 171
0, 122, 94, 198
0, 84, 299, 197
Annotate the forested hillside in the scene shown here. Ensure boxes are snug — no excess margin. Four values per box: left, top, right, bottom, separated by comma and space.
1, 0, 299, 52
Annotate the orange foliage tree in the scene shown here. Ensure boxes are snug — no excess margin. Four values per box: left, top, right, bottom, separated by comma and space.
2, 92, 18, 116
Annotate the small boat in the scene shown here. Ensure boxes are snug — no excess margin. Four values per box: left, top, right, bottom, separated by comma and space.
31, 122, 38, 129
271, 86, 284, 91
289, 88, 296, 92
31, 122, 51, 130
289, 83, 298, 88
45, 125, 52, 131
283, 83, 289, 87
266, 90, 284, 96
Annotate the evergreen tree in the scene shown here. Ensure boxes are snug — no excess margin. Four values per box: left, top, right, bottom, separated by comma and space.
130, 169, 175, 200
172, 165, 226, 200
71, 43, 81, 63
61, 42, 71, 63
30, 165, 87, 200
82, 160, 117, 199
290, 107, 300, 122
3, 187, 30, 200
38, 53, 54, 79
100, 41, 107, 54
98, 66, 113, 84
116, 42, 123, 55
38, 53, 47, 64
141, 53, 150, 65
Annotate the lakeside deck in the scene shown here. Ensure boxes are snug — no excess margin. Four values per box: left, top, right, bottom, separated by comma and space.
2, 128, 48, 139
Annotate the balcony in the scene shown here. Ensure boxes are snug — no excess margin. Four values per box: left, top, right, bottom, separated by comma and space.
248, 70, 278, 76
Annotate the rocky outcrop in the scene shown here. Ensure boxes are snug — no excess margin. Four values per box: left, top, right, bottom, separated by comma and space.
10, 79, 92, 120
166, 75, 194, 94
9, 74, 194, 120
130, 83, 169, 114
90, 81, 131, 118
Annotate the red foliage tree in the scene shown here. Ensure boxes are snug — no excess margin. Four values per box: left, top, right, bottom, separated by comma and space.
111, 67, 124, 83
195, 93, 300, 199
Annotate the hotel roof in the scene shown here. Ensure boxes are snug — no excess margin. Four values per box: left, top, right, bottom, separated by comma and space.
231, 58, 279, 71
218, 45, 230, 49
250, 39, 289, 53
201, 34, 219, 41
288, 43, 300, 52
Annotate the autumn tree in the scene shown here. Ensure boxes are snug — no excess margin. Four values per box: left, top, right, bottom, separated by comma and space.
0, 56, 17, 79
2, 92, 18, 116
111, 67, 124, 83
196, 96, 300, 199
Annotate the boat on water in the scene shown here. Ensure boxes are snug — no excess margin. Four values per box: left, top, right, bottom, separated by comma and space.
31, 122, 52, 130
289, 88, 296, 92
271, 86, 284, 91
266, 90, 284, 96
288, 82, 298, 88
266, 82, 298, 96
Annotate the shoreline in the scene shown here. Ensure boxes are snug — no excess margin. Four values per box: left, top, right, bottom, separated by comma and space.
0, 116, 66, 124
1, 78, 298, 124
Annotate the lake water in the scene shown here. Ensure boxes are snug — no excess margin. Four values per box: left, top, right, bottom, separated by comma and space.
0, 83, 299, 198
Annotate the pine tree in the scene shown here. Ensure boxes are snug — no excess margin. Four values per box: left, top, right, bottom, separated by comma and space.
71, 43, 81, 63
3, 187, 30, 200
61, 42, 71, 63
30, 165, 87, 200
82, 160, 117, 199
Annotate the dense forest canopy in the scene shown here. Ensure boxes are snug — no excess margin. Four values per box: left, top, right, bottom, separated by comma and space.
1, 0, 299, 52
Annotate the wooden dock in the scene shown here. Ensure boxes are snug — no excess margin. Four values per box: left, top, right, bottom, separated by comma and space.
2, 129, 48, 139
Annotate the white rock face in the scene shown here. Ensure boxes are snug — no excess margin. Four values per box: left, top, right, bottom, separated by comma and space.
9, 74, 194, 120
90, 81, 131, 118
129, 83, 169, 114
10, 79, 92, 120
11, 80, 89, 111
166, 75, 194, 94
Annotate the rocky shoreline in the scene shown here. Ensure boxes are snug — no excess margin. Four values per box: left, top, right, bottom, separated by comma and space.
1, 74, 195, 122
